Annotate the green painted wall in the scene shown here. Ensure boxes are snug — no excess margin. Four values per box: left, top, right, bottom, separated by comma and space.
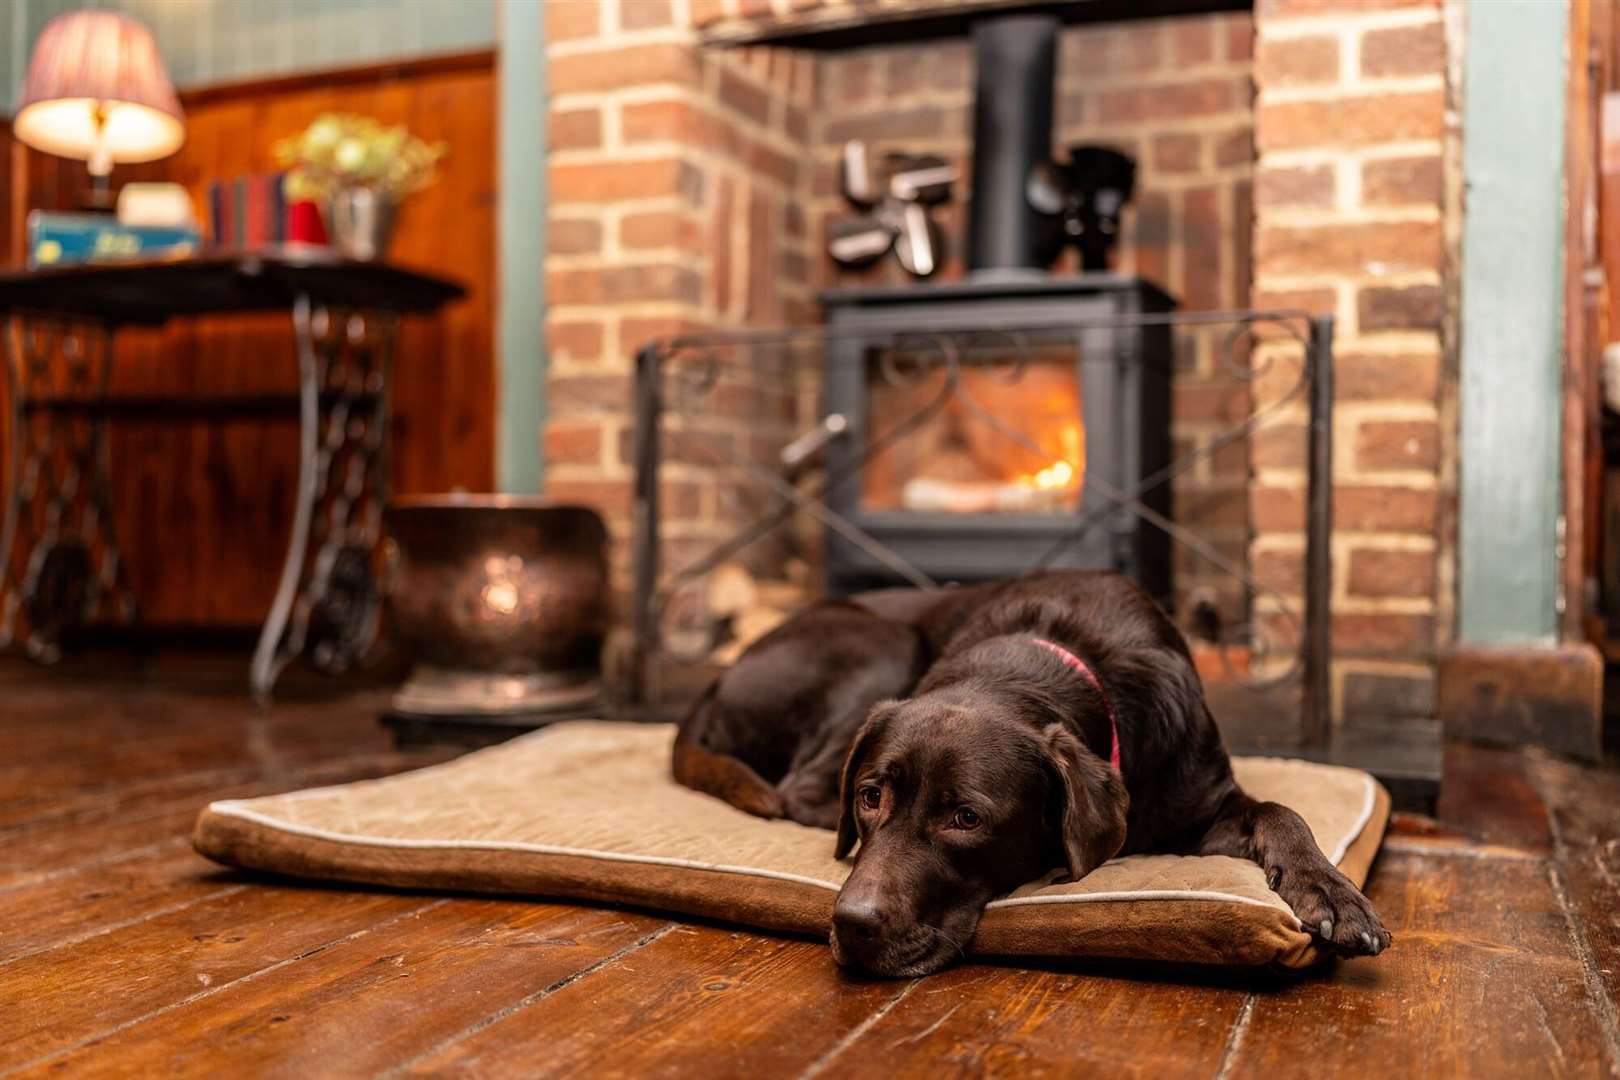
4, 0, 496, 112
1457, 0, 1567, 644
496, 0, 545, 494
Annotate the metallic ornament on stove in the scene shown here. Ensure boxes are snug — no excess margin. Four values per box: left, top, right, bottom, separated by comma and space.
827, 141, 956, 279
1026, 145, 1137, 271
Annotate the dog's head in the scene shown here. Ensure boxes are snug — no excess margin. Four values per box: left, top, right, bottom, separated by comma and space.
829, 686, 1128, 976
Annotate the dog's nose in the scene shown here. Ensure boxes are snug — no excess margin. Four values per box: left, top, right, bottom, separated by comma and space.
833, 896, 886, 943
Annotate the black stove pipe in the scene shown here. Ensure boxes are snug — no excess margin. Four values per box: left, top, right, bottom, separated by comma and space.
966, 13, 1059, 275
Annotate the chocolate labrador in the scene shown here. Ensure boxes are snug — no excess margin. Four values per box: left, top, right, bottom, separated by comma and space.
674, 570, 1389, 976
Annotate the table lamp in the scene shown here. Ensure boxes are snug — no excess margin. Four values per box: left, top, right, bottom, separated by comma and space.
12, 10, 185, 210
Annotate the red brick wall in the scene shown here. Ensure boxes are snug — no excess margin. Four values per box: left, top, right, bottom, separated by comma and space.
544, 0, 820, 612
1249, 0, 1452, 722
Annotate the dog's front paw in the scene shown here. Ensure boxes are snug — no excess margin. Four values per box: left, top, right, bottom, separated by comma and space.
1270, 859, 1390, 957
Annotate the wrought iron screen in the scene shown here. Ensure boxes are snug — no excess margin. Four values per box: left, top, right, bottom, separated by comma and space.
627, 310, 1334, 750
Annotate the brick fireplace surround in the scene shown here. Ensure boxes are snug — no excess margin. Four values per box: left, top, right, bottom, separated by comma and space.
542, 0, 1455, 731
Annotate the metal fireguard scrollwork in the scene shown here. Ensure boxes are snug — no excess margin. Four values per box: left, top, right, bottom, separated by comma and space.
0, 316, 137, 661
250, 296, 397, 703
630, 311, 1336, 748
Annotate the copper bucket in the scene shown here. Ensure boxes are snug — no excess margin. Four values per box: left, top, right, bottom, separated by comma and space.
383, 495, 610, 726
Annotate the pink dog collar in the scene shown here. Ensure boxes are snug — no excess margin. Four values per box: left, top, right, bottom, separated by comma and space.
1031, 638, 1122, 772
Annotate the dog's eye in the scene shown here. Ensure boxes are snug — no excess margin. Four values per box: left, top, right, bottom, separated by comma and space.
858, 786, 882, 811
950, 807, 982, 831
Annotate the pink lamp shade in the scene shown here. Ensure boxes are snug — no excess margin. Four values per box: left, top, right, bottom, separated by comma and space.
12, 10, 185, 176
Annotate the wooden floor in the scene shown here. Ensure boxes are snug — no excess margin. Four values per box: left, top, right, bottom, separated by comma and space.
3, 658, 1619, 1078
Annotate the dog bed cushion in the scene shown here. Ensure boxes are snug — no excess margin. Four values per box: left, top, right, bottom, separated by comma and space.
193, 721, 1388, 970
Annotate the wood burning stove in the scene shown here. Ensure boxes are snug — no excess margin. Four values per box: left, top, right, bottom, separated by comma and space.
813, 13, 1179, 598
820, 276, 1174, 601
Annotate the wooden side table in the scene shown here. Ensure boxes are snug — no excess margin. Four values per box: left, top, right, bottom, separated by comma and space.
0, 247, 465, 701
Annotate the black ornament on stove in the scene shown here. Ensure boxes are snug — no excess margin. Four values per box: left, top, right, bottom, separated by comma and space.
1027, 145, 1137, 272
827, 141, 957, 278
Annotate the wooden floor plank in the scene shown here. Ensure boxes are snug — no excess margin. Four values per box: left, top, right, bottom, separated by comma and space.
1551, 848, 1620, 1064
398, 924, 911, 1077
1528, 748, 1620, 850
0, 753, 428, 888
0, 742, 445, 840
0, 765, 260, 832
1434, 742, 1554, 855
0, 883, 430, 1070
0, 687, 407, 806
1224, 850, 1616, 1078
9, 900, 672, 1079
812, 961, 1251, 1078
1527, 752, 1620, 1032
0, 842, 235, 962
4, 662, 1620, 1076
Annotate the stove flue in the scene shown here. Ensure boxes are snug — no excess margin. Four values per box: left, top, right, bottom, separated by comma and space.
966, 13, 1060, 275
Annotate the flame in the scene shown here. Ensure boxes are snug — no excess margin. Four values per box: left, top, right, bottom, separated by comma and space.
1015, 423, 1084, 494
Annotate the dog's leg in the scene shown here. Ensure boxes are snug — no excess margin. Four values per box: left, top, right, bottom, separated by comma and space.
776, 726, 850, 829
672, 683, 786, 820
1196, 790, 1390, 956
672, 730, 787, 819
777, 648, 923, 831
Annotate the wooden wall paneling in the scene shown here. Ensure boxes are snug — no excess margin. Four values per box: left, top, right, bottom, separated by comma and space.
1565, 0, 1599, 644
1604, 105, 1620, 343
1600, 59, 1620, 640
1581, 0, 1615, 650
394, 68, 498, 496
0, 54, 496, 628
201, 101, 280, 626
0, 120, 12, 265
0, 122, 9, 565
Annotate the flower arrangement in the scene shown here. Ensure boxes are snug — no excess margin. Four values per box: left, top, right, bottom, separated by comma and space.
276, 113, 445, 202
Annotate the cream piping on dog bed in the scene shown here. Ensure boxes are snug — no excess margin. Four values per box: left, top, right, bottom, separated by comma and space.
205, 801, 850, 893
204, 769, 1374, 923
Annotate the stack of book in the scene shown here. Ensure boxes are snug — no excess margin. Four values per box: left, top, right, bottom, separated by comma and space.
27, 212, 201, 269
206, 173, 327, 248
25, 175, 330, 268
209, 173, 280, 247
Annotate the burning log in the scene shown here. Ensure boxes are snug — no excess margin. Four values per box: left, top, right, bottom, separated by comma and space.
707, 562, 815, 665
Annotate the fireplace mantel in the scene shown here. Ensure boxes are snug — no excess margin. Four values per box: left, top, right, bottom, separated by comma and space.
820, 272, 1173, 309
698, 0, 1249, 49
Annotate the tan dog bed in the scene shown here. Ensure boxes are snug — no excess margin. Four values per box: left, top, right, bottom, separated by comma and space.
194, 721, 1388, 970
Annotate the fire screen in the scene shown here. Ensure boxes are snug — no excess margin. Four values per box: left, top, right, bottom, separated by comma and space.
626, 310, 1334, 752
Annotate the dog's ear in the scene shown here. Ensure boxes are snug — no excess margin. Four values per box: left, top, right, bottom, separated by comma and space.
1042, 723, 1129, 883
834, 703, 895, 859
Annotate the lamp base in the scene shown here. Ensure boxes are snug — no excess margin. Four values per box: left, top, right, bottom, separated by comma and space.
76, 171, 116, 215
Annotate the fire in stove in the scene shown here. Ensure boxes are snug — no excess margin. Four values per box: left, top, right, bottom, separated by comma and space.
901, 420, 1083, 514
862, 353, 1087, 517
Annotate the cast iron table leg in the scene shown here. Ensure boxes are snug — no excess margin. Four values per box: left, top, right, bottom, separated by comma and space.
0, 315, 138, 661
250, 295, 397, 704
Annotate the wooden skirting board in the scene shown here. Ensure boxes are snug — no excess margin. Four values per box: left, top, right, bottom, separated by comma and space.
1439, 642, 1604, 762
